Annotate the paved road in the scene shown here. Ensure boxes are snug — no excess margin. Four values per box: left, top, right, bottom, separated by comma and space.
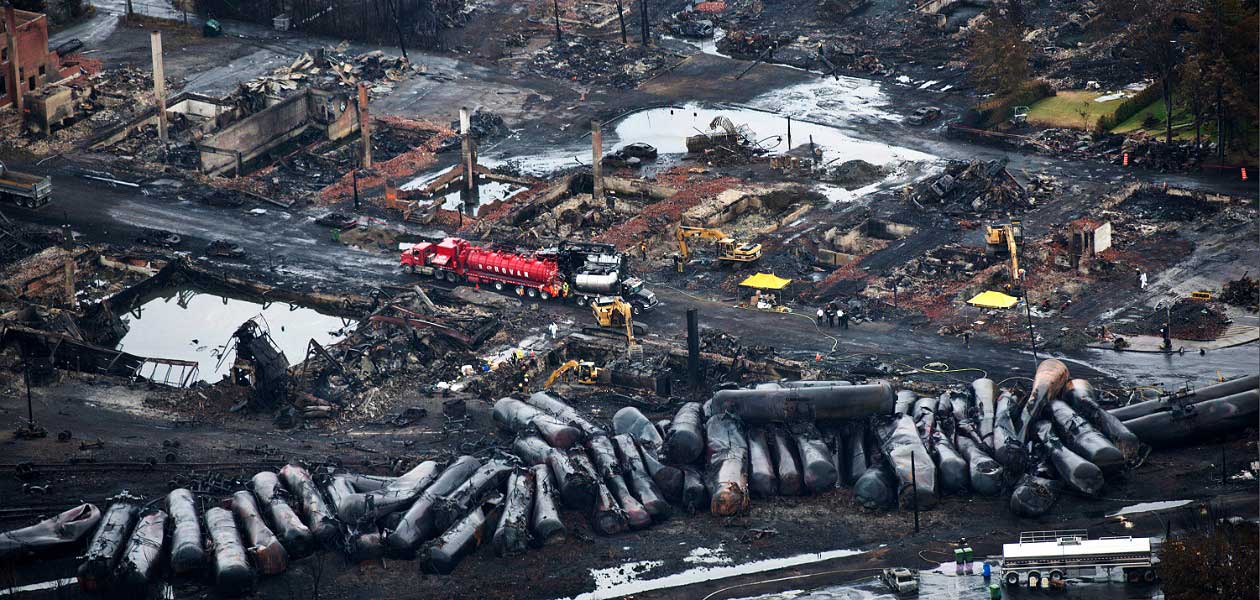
6, 159, 1255, 388
639, 285, 1259, 388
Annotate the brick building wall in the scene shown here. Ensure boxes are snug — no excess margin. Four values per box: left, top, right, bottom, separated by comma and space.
1, 7, 58, 109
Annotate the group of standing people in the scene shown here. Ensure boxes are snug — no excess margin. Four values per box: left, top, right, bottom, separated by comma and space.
815, 301, 849, 329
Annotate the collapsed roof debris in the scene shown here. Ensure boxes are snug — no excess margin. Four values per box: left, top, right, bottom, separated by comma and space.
906, 158, 1032, 214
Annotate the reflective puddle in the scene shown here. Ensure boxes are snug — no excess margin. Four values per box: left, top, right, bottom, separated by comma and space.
116, 288, 354, 383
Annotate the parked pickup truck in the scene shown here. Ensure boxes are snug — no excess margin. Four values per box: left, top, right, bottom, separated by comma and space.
0, 161, 53, 208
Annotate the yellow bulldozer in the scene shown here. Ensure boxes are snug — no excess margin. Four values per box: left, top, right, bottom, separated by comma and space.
676, 226, 762, 270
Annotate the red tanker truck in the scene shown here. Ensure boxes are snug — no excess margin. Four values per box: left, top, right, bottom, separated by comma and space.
401, 238, 566, 299
400, 237, 659, 312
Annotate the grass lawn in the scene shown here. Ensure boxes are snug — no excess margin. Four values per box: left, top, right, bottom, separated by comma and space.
1025, 91, 1127, 129
1111, 99, 1202, 141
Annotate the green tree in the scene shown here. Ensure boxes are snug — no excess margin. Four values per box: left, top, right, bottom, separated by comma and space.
1177, 54, 1212, 152
968, 11, 1030, 96
1159, 520, 1258, 600
1129, 6, 1182, 144
1188, 0, 1258, 159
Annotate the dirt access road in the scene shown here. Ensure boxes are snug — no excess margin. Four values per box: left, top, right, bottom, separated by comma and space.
12, 7, 1257, 389
7, 157, 1257, 390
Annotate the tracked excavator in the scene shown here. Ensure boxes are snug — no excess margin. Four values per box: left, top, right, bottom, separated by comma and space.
984, 220, 1024, 296
675, 226, 762, 269
543, 360, 603, 389
584, 296, 645, 347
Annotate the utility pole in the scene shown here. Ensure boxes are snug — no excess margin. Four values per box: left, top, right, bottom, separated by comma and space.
16, 358, 45, 439
615, 0, 628, 44
786, 116, 792, 150
639, 0, 650, 46
459, 107, 478, 209
150, 31, 168, 150
592, 120, 606, 209
357, 82, 372, 169
24, 360, 33, 426
1023, 270, 1038, 364
552, 0, 563, 41
389, 0, 409, 62
1214, 443, 1224, 484
1154, 299, 1172, 352
352, 167, 360, 212
1019, 218, 1037, 364
61, 221, 75, 309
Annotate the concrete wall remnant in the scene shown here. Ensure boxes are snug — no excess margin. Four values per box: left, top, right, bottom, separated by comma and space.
198, 88, 357, 176
1092, 222, 1111, 254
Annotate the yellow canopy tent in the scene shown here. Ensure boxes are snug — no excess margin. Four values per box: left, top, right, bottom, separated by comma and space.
967, 290, 1020, 309
739, 273, 792, 290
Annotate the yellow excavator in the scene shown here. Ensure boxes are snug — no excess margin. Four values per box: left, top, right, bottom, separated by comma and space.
588, 296, 639, 346
676, 226, 762, 268
543, 359, 602, 388
984, 220, 1024, 294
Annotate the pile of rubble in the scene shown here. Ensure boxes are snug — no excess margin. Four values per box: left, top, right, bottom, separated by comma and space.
241, 44, 420, 98
715, 30, 789, 58
1117, 186, 1221, 222
1030, 128, 1213, 173
528, 37, 675, 89
1221, 275, 1259, 310
820, 159, 886, 189
906, 158, 1032, 215
446, 109, 508, 146
1115, 299, 1232, 341
288, 288, 501, 426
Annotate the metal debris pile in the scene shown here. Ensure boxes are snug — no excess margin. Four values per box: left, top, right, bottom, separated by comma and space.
906, 158, 1032, 215
528, 37, 675, 89
241, 44, 420, 97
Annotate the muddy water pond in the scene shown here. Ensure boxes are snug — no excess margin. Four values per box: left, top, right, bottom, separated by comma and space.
115, 288, 355, 383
